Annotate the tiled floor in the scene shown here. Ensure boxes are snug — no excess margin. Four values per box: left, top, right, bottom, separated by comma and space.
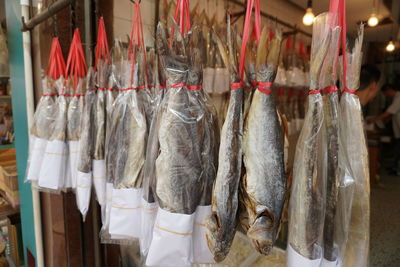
370, 171, 400, 266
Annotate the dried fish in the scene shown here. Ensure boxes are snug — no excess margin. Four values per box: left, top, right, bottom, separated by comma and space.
206, 17, 244, 262
320, 25, 341, 262
241, 27, 285, 255
288, 12, 332, 261
77, 68, 96, 173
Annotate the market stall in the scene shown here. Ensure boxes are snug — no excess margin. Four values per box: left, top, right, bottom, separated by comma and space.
3, 0, 400, 266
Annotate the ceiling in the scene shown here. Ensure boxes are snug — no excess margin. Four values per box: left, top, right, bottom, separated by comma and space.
289, 0, 398, 42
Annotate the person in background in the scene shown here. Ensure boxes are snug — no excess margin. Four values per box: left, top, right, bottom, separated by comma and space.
368, 84, 400, 176
357, 64, 381, 107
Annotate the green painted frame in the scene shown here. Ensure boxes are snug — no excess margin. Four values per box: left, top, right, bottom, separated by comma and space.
5, 0, 37, 264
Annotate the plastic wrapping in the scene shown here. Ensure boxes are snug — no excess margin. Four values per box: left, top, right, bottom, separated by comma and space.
287, 13, 332, 265
320, 22, 341, 264
93, 58, 111, 206
76, 68, 96, 219
26, 78, 57, 183
37, 78, 69, 192
140, 32, 167, 255
146, 21, 217, 266
337, 25, 368, 267
66, 78, 85, 190
241, 26, 285, 256
205, 16, 243, 263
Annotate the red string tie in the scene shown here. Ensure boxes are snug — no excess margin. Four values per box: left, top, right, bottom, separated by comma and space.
230, 81, 244, 90
187, 85, 202, 91
309, 89, 321, 95
344, 87, 356, 94
170, 83, 186, 88
324, 85, 338, 94
257, 82, 273, 94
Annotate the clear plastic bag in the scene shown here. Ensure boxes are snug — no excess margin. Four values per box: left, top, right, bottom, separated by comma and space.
76, 68, 96, 220
205, 19, 243, 263
26, 77, 57, 183
241, 26, 286, 256
146, 23, 217, 266
336, 25, 369, 267
66, 78, 85, 190
93, 59, 111, 206
287, 13, 332, 265
37, 79, 69, 192
320, 24, 341, 265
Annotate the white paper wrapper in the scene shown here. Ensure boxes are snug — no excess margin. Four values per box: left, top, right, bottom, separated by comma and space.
140, 199, 158, 256
146, 207, 195, 267
93, 159, 106, 206
26, 136, 47, 182
38, 140, 67, 191
286, 244, 322, 267
109, 188, 142, 239
76, 171, 92, 220
64, 155, 72, 189
68, 140, 80, 189
102, 182, 114, 226
192, 205, 214, 264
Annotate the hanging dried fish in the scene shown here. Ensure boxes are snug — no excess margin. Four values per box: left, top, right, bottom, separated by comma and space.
241, 26, 285, 255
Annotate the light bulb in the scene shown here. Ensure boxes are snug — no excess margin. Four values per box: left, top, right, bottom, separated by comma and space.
368, 14, 379, 27
303, 8, 315, 26
386, 41, 395, 52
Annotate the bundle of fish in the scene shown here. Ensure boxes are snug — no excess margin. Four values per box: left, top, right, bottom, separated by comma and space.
241, 25, 286, 256
145, 19, 219, 266
337, 24, 369, 267
25, 37, 64, 186
206, 6, 288, 261
287, 12, 332, 264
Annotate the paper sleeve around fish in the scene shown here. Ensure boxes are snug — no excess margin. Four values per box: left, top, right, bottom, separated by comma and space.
286, 243, 322, 267
68, 140, 80, 189
38, 140, 67, 191
26, 136, 47, 182
76, 171, 92, 220
64, 156, 72, 189
109, 188, 142, 239
146, 207, 195, 267
192, 205, 215, 264
100, 182, 114, 243
92, 159, 106, 206
139, 198, 158, 257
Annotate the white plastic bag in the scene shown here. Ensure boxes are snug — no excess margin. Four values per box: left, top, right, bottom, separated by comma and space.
26, 136, 47, 182
38, 140, 67, 191
93, 159, 106, 205
192, 205, 214, 264
109, 188, 142, 239
76, 170, 92, 220
146, 207, 195, 267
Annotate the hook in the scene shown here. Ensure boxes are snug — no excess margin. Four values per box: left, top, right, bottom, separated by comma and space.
129, 0, 141, 3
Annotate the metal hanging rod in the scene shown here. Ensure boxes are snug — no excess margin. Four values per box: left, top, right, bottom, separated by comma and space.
21, 0, 73, 32
228, 0, 312, 38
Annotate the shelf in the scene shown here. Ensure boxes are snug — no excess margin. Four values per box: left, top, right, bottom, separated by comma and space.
0, 95, 11, 100
0, 144, 14, 149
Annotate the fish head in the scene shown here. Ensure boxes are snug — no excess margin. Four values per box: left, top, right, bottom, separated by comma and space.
205, 212, 230, 262
247, 212, 276, 255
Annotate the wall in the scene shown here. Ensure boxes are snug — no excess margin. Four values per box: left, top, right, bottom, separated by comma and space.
113, 0, 156, 47
112, 0, 312, 46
